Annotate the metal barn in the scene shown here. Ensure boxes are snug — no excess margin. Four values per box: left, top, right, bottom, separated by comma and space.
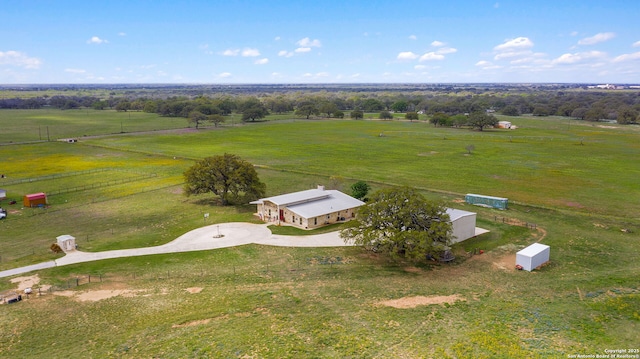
465, 193, 508, 210
516, 243, 550, 271
446, 208, 478, 243
23, 193, 48, 207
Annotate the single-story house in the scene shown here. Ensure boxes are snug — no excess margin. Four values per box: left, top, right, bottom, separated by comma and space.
23, 192, 48, 207
251, 185, 365, 230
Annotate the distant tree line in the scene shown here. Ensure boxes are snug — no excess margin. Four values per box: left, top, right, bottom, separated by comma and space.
1, 89, 639, 124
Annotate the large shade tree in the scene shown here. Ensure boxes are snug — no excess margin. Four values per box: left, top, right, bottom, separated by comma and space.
340, 187, 452, 261
183, 154, 266, 205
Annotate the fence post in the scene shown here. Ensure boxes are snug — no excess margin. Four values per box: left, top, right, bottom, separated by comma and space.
76, 277, 79, 286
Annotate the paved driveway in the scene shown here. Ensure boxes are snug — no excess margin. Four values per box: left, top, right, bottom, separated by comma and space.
0, 223, 352, 278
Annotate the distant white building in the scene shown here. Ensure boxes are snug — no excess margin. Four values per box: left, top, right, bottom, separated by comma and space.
498, 121, 512, 129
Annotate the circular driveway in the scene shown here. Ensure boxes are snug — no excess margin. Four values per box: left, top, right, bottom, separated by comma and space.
0, 223, 353, 278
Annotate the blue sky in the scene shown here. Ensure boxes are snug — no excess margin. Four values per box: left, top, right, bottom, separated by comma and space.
1, 0, 639, 84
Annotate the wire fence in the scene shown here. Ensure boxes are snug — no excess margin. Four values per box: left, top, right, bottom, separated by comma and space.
47, 173, 157, 196
0, 168, 115, 186
493, 215, 537, 229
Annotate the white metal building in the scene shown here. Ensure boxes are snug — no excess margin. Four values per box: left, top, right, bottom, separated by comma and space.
446, 208, 478, 243
516, 243, 550, 271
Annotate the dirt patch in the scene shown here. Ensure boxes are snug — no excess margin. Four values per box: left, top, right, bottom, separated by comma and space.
10, 275, 40, 290
378, 294, 465, 308
417, 151, 439, 156
185, 287, 203, 294
51, 288, 145, 302
492, 253, 517, 271
53, 290, 75, 298
172, 318, 213, 328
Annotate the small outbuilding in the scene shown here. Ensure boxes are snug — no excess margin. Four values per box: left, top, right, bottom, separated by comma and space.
56, 235, 76, 252
446, 208, 478, 244
23, 192, 48, 207
0, 189, 6, 201
516, 243, 550, 271
465, 193, 508, 210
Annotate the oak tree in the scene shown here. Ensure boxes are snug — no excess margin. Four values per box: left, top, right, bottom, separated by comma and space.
183, 154, 266, 205
340, 187, 452, 262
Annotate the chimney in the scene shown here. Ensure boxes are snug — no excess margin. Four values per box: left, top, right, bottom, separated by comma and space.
317, 185, 325, 191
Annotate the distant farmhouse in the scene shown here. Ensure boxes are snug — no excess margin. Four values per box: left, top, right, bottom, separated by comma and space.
251, 186, 365, 230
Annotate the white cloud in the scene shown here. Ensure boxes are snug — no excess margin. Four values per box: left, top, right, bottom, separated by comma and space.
351, 73, 361, 78
274, 36, 281, 41
494, 37, 533, 51
295, 47, 311, 53
431, 40, 445, 47
578, 32, 615, 45
218, 72, 232, 78
633, 41, 640, 48
118, 32, 126, 37
397, 51, 418, 60
475, 60, 502, 70
222, 49, 240, 56
419, 52, 444, 61
278, 50, 294, 57
64, 68, 86, 73
0, 50, 42, 69
570, 31, 579, 37
297, 37, 321, 47
495, 51, 531, 60
254, 58, 269, 65
437, 47, 457, 55
87, 36, 108, 44
417, 46, 456, 62
612, 52, 640, 63
241, 48, 260, 57
552, 51, 607, 65
409, 35, 417, 40
302, 72, 329, 79
414, 65, 427, 70
494, 2, 500, 8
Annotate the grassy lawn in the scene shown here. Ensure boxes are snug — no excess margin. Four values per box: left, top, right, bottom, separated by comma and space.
0, 110, 639, 357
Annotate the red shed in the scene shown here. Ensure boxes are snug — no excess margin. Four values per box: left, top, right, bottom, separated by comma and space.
23, 193, 48, 207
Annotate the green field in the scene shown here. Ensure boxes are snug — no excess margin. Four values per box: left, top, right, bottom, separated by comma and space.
1, 109, 638, 358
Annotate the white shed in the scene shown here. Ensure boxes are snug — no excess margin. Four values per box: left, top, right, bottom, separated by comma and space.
56, 235, 76, 252
516, 243, 550, 271
0, 189, 6, 200
446, 208, 478, 243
